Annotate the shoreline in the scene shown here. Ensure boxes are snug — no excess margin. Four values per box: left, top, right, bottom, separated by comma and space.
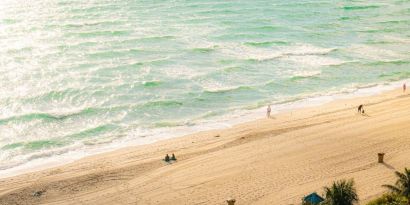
1, 79, 407, 179
1, 85, 410, 204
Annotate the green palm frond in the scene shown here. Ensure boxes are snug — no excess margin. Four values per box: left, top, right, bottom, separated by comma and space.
323, 179, 358, 205
383, 168, 410, 201
382, 184, 402, 194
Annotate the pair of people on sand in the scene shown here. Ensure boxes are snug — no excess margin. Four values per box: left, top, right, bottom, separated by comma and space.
164, 153, 176, 162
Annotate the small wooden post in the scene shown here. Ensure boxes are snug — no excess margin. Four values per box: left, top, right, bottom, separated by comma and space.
378, 153, 385, 163
226, 198, 236, 205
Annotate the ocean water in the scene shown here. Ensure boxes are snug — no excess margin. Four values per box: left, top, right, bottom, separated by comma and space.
1, 0, 410, 176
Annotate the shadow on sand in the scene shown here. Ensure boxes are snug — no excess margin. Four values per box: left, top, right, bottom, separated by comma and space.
382, 162, 395, 170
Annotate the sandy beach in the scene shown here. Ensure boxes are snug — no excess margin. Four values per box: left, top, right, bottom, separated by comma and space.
1, 88, 409, 205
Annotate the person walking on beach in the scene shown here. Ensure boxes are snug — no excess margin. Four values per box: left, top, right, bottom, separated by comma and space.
403, 83, 406, 93
266, 105, 271, 118
358, 104, 363, 113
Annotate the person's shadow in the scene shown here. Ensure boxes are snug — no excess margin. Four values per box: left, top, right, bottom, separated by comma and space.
361, 113, 370, 117
357, 112, 370, 117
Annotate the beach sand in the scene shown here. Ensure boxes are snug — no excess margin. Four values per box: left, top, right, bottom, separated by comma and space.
1, 89, 410, 205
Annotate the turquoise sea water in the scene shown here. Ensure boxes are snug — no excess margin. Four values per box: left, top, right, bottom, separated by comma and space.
1, 0, 410, 174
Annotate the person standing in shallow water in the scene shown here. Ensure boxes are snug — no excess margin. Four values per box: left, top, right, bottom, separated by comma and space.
403, 83, 406, 93
266, 105, 271, 118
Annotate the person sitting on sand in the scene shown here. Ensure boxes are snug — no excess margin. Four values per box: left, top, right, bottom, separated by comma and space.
358, 104, 363, 113
266, 105, 271, 118
164, 154, 170, 162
